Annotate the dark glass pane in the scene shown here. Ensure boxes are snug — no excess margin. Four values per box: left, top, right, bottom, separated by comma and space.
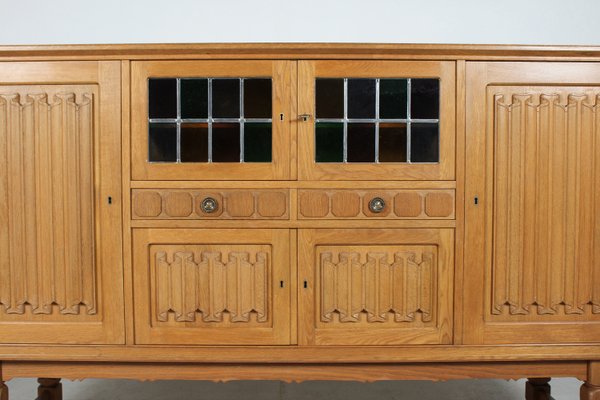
411, 123, 439, 162
244, 79, 272, 119
347, 123, 375, 162
149, 123, 177, 162
244, 123, 271, 162
347, 79, 376, 119
180, 123, 208, 162
379, 123, 407, 162
181, 79, 208, 119
212, 79, 240, 118
411, 79, 439, 119
315, 122, 343, 162
316, 79, 344, 119
212, 123, 240, 162
380, 79, 407, 119
148, 79, 177, 119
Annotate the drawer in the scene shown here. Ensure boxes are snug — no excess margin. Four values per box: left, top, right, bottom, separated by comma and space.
298, 189, 454, 219
132, 189, 289, 220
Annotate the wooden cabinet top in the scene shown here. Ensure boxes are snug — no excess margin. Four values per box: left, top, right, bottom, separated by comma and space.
3, 43, 600, 60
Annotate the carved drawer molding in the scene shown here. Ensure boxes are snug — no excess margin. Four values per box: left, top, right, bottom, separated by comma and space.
132, 189, 289, 220
298, 189, 455, 219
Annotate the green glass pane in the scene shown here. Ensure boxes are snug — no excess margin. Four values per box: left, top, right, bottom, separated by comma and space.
212, 123, 240, 162
315, 122, 343, 162
411, 79, 439, 119
380, 79, 407, 119
316, 79, 344, 119
411, 123, 439, 162
148, 78, 177, 119
181, 123, 208, 162
244, 79, 272, 119
148, 123, 177, 162
212, 79, 240, 118
181, 79, 208, 119
347, 123, 375, 162
379, 123, 407, 162
348, 79, 376, 119
244, 123, 272, 162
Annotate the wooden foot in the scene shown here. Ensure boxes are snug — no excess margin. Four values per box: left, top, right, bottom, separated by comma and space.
581, 383, 600, 400
526, 378, 552, 400
0, 381, 7, 400
37, 378, 62, 400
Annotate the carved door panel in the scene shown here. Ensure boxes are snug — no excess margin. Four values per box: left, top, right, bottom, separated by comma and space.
131, 60, 296, 181
0, 62, 124, 344
298, 229, 453, 345
298, 60, 455, 181
464, 62, 600, 344
133, 229, 291, 345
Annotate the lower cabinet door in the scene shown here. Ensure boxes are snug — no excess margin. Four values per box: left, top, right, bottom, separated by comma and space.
133, 229, 291, 345
298, 229, 454, 345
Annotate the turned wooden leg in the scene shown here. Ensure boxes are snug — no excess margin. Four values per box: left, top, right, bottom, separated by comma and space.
0, 381, 7, 400
526, 378, 552, 400
37, 378, 62, 400
581, 362, 600, 400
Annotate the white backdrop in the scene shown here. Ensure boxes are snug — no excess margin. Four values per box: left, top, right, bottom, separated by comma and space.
0, 0, 599, 45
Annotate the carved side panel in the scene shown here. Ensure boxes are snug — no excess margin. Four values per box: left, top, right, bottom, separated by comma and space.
490, 87, 600, 320
132, 189, 289, 219
317, 246, 437, 326
298, 190, 455, 219
0, 86, 98, 320
150, 245, 271, 326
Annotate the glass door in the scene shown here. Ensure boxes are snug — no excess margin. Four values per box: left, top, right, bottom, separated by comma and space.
298, 61, 455, 180
131, 60, 296, 180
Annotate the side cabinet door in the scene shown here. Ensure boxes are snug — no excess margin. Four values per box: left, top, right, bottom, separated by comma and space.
0, 62, 124, 344
463, 62, 600, 344
133, 229, 291, 345
298, 229, 454, 345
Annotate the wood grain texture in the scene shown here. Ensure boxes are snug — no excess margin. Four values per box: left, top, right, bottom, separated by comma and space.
133, 229, 290, 345
0, 88, 97, 317
132, 189, 289, 219
153, 246, 269, 323
0, 62, 124, 346
491, 88, 600, 319
298, 229, 453, 346
0, 361, 587, 383
298, 190, 455, 219
319, 246, 436, 324
6, 43, 600, 61
464, 62, 600, 345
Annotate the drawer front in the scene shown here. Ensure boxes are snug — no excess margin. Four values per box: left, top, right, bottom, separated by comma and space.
298, 228, 454, 345
132, 189, 289, 220
298, 189, 454, 219
133, 229, 291, 345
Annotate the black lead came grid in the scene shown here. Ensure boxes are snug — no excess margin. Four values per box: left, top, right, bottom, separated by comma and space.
315, 78, 440, 163
148, 77, 273, 163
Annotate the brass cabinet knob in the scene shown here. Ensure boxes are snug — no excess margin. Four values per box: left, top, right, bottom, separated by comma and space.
201, 197, 219, 213
368, 197, 386, 213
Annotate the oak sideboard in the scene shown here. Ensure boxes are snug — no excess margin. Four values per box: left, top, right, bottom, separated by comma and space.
0, 43, 599, 400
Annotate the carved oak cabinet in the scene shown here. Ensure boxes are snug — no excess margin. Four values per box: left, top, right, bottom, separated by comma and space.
0, 44, 599, 400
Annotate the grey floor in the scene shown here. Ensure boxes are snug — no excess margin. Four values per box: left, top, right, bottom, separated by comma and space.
5, 377, 582, 399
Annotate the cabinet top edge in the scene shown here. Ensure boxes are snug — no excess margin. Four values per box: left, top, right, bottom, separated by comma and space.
3, 43, 600, 61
